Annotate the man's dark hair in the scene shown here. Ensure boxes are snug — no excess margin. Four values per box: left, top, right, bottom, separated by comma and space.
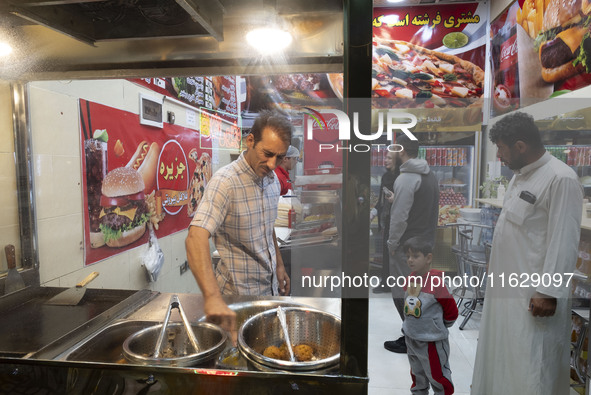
251, 110, 292, 146
403, 237, 433, 256
396, 134, 419, 158
488, 112, 544, 149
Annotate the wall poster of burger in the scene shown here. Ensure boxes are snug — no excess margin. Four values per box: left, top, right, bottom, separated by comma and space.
372, 3, 488, 127
80, 99, 213, 266
491, 0, 591, 118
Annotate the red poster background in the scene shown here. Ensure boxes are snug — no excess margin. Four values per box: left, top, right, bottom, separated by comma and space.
80, 99, 212, 265
303, 113, 343, 170
373, 3, 486, 68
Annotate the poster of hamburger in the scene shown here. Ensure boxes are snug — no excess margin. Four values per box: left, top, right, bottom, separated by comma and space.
79, 99, 215, 266
490, 0, 591, 118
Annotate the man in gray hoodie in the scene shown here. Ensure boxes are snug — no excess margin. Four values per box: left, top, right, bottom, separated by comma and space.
384, 135, 439, 354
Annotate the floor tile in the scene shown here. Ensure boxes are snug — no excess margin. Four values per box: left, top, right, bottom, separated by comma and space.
369, 294, 479, 395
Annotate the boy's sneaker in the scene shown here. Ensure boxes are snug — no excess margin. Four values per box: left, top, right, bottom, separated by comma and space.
384, 336, 407, 353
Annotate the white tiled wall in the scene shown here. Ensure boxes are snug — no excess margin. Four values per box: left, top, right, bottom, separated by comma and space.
26, 79, 236, 292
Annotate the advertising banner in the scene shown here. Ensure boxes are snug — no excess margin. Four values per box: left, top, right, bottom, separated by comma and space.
130, 76, 239, 122
240, 74, 343, 171
491, 0, 591, 117
372, 3, 488, 113
79, 99, 213, 265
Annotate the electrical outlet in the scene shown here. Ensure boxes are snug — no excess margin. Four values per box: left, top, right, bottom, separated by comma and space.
179, 261, 189, 275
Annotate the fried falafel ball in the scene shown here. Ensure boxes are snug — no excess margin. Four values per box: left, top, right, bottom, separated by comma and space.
293, 344, 314, 362
263, 345, 284, 359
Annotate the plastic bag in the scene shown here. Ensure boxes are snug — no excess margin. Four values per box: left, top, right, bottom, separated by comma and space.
142, 224, 164, 282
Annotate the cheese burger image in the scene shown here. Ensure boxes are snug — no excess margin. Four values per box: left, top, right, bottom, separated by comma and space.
99, 167, 150, 247
537, 0, 591, 82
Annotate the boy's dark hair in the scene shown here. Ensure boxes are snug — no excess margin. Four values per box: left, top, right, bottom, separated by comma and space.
396, 134, 419, 158
251, 110, 292, 146
488, 112, 544, 150
403, 237, 433, 256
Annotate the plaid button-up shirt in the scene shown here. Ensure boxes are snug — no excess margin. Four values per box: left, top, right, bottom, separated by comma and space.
190, 152, 280, 295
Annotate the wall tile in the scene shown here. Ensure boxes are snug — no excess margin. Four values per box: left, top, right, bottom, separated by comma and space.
37, 214, 84, 282
0, 82, 14, 154
29, 87, 79, 157
51, 156, 83, 217
0, 224, 21, 271
0, 153, 18, 227
33, 154, 53, 221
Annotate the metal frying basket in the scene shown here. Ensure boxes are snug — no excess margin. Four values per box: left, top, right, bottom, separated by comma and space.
122, 295, 227, 366
238, 307, 340, 372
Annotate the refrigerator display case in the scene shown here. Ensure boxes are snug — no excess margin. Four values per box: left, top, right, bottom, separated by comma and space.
368, 131, 481, 274
417, 131, 481, 273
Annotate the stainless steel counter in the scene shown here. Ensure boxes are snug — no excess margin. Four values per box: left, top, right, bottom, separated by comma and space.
127, 293, 341, 322
0, 289, 365, 394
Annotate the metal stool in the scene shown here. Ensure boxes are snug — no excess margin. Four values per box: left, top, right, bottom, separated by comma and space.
457, 229, 491, 330
447, 223, 491, 310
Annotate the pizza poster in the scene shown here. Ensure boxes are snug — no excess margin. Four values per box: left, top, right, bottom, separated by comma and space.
372, 3, 488, 110
491, 0, 591, 118
130, 76, 239, 121
79, 99, 212, 266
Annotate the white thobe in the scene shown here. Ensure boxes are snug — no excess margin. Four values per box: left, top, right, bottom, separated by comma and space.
471, 152, 583, 394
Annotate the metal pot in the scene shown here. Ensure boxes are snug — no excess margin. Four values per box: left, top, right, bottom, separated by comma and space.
122, 321, 227, 367
238, 307, 340, 372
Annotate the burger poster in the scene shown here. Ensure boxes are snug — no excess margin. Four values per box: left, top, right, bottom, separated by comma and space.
491, 0, 591, 118
80, 99, 213, 266
372, 3, 488, 111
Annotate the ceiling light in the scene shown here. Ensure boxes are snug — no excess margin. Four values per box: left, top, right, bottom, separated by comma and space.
246, 27, 293, 55
387, 0, 405, 3
0, 42, 12, 57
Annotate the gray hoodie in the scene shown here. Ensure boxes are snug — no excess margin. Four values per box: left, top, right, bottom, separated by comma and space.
387, 158, 439, 250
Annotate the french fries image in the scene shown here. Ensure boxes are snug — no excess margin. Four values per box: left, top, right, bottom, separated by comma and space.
517, 0, 549, 38
145, 190, 165, 230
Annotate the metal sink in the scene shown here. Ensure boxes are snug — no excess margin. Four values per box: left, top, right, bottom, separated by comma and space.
62, 320, 158, 363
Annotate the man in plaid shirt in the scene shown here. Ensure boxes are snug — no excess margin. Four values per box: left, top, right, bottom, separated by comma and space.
186, 110, 292, 342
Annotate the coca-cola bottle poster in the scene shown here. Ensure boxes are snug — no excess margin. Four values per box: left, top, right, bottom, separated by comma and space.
490, 1, 521, 117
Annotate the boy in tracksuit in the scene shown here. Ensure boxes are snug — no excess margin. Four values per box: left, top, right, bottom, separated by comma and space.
402, 237, 459, 395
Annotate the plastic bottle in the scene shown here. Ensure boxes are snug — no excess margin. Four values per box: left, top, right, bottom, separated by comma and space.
497, 184, 505, 200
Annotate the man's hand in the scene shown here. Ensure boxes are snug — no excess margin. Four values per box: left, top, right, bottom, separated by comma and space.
204, 295, 237, 345
277, 263, 291, 295
529, 291, 557, 317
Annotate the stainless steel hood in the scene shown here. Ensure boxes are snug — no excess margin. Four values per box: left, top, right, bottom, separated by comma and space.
5, 0, 225, 45
0, 0, 345, 80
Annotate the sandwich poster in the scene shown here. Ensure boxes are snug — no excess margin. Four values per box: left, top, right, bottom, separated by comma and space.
491, 0, 591, 118
372, 3, 488, 112
79, 99, 212, 266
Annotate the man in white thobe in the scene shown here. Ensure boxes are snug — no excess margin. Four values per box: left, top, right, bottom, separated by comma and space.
472, 112, 583, 394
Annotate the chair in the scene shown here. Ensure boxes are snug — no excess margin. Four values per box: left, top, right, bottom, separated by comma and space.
446, 223, 491, 309
456, 227, 492, 330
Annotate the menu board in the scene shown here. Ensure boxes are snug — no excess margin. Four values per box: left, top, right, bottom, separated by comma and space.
131, 76, 238, 120
491, 0, 591, 118
79, 99, 212, 266
372, 3, 488, 112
